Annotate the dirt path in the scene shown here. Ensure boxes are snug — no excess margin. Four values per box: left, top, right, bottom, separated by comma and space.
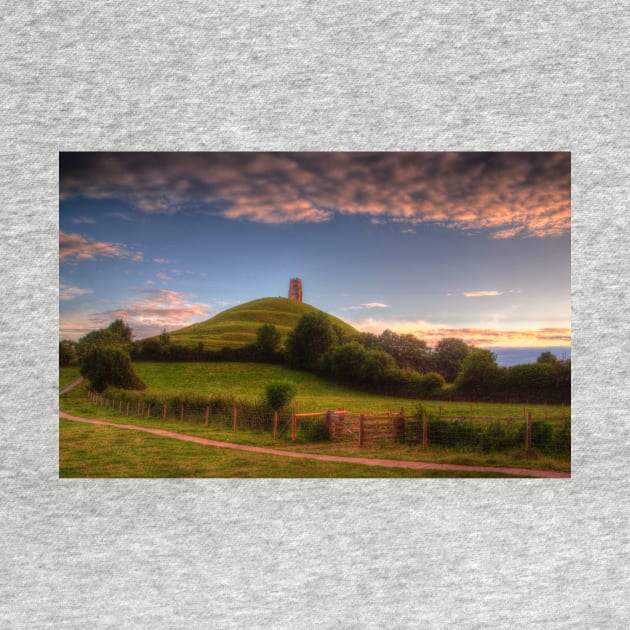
59, 411, 570, 478
60, 376, 84, 395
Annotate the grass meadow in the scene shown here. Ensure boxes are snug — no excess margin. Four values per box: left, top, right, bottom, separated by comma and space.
59, 365, 570, 475
60, 419, 521, 478
132, 361, 570, 421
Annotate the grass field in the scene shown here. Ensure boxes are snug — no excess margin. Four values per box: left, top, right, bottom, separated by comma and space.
132, 361, 570, 421
59, 370, 570, 473
60, 419, 523, 477
59, 366, 81, 390
153, 297, 358, 350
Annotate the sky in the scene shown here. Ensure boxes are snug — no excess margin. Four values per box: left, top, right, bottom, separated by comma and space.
59, 152, 571, 352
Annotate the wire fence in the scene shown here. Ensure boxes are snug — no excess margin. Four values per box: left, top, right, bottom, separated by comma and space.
327, 410, 570, 457
87, 390, 570, 458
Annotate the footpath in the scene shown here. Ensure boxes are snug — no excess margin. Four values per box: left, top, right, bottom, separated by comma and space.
59, 411, 570, 478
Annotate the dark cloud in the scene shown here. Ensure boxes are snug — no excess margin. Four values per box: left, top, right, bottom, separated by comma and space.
60, 152, 570, 237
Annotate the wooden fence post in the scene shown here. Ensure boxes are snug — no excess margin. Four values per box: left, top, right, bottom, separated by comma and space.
180, 404, 184, 422
126, 402, 130, 416
137, 401, 140, 416
359, 414, 365, 447
326, 410, 332, 439
291, 411, 296, 441
526, 411, 533, 458
147, 404, 151, 418
233, 406, 237, 431
119, 400, 122, 412
273, 410, 278, 438
163, 403, 167, 421
205, 406, 209, 426
422, 412, 428, 449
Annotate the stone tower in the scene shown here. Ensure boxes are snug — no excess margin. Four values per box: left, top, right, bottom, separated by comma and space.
288, 278, 303, 302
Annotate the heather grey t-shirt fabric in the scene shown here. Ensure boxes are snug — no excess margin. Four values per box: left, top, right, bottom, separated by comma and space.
2, 2, 629, 628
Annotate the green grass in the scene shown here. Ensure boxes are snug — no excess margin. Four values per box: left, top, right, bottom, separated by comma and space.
59, 419, 526, 477
60, 378, 569, 472
59, 366, 81, 390
155, 297, 358, 350
133, 361, 571, 421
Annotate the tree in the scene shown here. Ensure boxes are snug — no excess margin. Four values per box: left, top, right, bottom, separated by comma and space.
379, 330, 433, 372
59, 340, 78, 367
285, 312, 339, 371
255, 324, 282, 359
264, 380, 297, 411
107, 318, 133, 342
362, 349, 397, 385
80, 344, 146, 393
354, 332, 383, 351
77, 319, 134, 358
537, 351, 558, 365
454, 348, 504, 399
434, 337, 471, 382
326, 342, 369, 385
158, 328, 171, 358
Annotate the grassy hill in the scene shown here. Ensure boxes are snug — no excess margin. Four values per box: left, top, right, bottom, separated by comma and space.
157, 297, 358, 350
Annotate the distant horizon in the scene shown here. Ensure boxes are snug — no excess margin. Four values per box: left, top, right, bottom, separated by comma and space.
60, 152, 570, 349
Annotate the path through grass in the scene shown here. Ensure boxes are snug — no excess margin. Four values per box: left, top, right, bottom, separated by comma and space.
60, 419, 522, 477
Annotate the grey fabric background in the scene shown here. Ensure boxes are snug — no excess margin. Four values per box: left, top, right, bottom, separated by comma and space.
1, 1, 629, 627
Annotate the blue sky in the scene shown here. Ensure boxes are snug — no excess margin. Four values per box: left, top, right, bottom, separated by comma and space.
60, 152, 570, 349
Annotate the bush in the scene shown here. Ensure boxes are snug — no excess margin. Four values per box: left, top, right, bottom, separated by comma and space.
264, 380, 297, 411
80, 345, 146, 393
298, 417, 330, 442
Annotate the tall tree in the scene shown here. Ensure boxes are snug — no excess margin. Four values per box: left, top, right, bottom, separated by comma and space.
434, 337, 471, 382
285, 312, 338, 371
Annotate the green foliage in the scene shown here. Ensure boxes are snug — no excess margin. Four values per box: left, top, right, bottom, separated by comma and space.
507, 363, 556, 399
264, 380, 298, 411
354, 332, 382, 351
59, 340, 78, 367
285, 312, 339, 371
433, 337, 471, 382
80, 345, 146, 393
454, 349, 504, 399
363, 349, 397, 384
256, 324, 282, 358
537, 351, 558, 364
326, 342, 369, 384
77, 319, 134, 358
421, 371, 446, 397
379, 329, 434, 372
410, 404, 569, 455
298, 417, 330, 442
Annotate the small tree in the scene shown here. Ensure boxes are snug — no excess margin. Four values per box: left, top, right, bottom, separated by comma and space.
80, 345, 146, 393
264, 380, 297, 412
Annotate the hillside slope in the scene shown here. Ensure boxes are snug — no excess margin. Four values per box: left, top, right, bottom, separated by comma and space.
158, 297, 358, 350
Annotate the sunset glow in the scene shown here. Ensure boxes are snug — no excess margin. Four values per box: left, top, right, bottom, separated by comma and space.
60, 152, 570, 357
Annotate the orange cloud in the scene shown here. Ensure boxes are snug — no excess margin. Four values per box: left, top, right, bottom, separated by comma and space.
60, 152, 570, 238
59, 231, 142, 262
345, 316, 571, 348
60, 285, 93, 301
59, 289, 211, 340
463, 290, 504, 298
